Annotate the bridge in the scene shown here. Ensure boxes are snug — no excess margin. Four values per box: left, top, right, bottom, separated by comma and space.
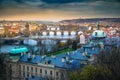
0, 36, 76, 41
0, 29, 84, 41
30, 30, 83, 36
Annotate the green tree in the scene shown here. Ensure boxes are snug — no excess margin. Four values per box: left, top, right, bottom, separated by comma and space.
72, 40, 77, 50
69, 46, 120, 80
80, 65, 99, 80
69, 71, 80, 80
67, 39, 73, 46
69, 65, 99, 80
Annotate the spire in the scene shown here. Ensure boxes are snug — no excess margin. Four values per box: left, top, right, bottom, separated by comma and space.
97, 22, 101, 30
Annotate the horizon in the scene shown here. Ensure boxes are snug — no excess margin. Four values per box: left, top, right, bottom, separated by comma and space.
0, 17, 120, 22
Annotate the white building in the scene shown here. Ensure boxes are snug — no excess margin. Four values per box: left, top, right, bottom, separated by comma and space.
80, 34, 86, 44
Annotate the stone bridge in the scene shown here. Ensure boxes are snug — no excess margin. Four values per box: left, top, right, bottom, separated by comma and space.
31, 30, 83, 36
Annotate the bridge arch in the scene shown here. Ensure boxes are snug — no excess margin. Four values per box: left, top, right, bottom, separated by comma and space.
49, 31, 54, 36
63, 31, 69, 36
42, 32, 47, 36
56, 31, 62, 36
71, 31, 76, 36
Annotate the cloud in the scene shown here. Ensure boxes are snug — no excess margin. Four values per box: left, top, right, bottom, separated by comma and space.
41, 0, 120, 4
0, 0, 120, 9
0, 0, 119, 21
41, 0, 87, 4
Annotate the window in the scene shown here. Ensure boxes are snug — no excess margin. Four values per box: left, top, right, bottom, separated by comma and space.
95, 32, 97, 36
19, 65, 21, 71
31, 67, 33, 72
23, 72, 25, 77
27, 72, 29, 77
40, 69, 42, 73
45, 70, 47, 75
56, 72, 58, 76
35, 68, 37, 73
23, 66, 25, 71
27, 66, 29, 71
61, 72, 63, 77
50, 70, 52, 75
103, 32, 104, 35
10, 64, 12, 69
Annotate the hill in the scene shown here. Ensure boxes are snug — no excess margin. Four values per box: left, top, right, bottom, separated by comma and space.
59, 18, 120, 23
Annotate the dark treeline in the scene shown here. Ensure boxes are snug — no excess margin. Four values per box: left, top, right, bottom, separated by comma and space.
70, 46, 120, 80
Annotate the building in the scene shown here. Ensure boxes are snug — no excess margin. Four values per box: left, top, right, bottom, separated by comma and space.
9, 23, 20, 34
7, 47, 71, 80
47, 25, 60, 31
79, 34, 86, 45
0, 24, 5, 37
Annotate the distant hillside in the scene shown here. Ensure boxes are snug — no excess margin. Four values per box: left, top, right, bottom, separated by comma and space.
0, 20, 54, 24
33, 21, 54, 24
59, 18, 120, 23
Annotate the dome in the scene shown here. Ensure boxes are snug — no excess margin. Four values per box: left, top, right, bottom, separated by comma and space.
10, 47, 28, 54
92, 30, 106, 38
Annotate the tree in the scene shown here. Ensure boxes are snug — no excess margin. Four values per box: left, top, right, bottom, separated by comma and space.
0, 54, 7, 80
96, 46, 120, 80
69, 71, 80, 80
69, 46, 120, 80
72, 40, 77, 50
60, 42, 66, 48
67, 39, 73, 47
69, 65, 99, 80
80, 65, 99, 80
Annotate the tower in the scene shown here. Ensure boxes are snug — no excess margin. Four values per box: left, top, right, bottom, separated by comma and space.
80, 34, 86, 45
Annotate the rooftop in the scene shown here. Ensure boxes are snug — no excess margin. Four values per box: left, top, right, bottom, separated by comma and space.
8, 37, 120, 70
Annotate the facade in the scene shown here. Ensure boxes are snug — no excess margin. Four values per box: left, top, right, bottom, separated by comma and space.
47, 25, 60, 31
0, 26, 5, 36
9, 62, 68, 80
0, 23, 5, 37
9, 23, 20, 34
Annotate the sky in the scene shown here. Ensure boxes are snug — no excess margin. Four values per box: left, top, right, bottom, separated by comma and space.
0, 0, 120, 22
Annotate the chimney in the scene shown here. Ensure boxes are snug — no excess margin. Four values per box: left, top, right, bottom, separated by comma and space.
62, 58, 65, 63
